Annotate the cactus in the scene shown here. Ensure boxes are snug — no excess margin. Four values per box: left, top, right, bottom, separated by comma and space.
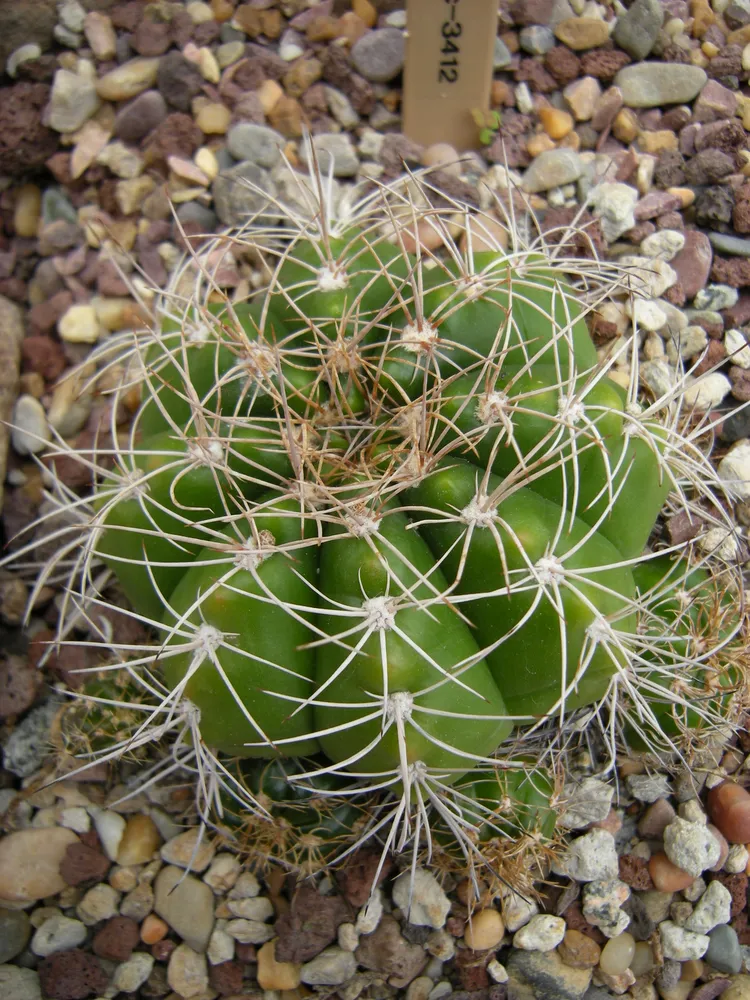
10, 159, 748, 886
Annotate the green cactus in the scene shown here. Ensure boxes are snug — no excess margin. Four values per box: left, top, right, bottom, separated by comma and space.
13, 164, 747, 882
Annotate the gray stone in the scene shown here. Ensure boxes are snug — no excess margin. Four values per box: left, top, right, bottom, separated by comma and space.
176, 201, 218, 231
111, 953, 155, 993
41, 187, 77, 226
694, 284, 739, 312
301, 133, 359, 177
615, 63, 708, 108
2, 697, 61, 777
506, 947, 592, 1000
588, 182, 638, 242
559, 778, 614, 829
113, 90, 167, 143
212, 161, 277, 228
168, 943, 209, 998
301, 947, 358, 986
686, 881, 732, 935
48, 68, 100, 133
519, 26, 556, 54
494, 36, 512, 69
627, 773, 673, 803
664, 817, 722, 877
709, 232, 750, 258
31, 915, 87, 957
706, 924, 743, 975
612, 0, 664, 59
551, 829, 618, 882
154, 865, 215, 953
325, 86, 360, 129
660, 920, 710, 961
0, 907, 31, 963
226, 123, 285, 168
0, 966, 42, 1000
350, 28, 405, 83
522, 149, 582, 193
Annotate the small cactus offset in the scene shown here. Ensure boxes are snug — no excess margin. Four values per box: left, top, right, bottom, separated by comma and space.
13, 161, 748, 885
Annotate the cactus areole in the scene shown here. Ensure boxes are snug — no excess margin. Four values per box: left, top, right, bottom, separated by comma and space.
54, 173, 743, 864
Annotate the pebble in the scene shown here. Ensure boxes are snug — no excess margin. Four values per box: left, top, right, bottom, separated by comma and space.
226, 895, 274, 921
686, 880, 732, 934
48, 68, 100, 133
227, 917, 275, 944
111, 952, 155, 993
582, 879, 631, 936
113, 90, 168, 143
31, 915, 87, 957
718, 440, 750, 501
629, 297, 667, 332
0, 907, 31, 963
83, 11, 117, 60
0, 966, 42, 1000
257, 939, 302, 990
228, 871, 261, 899
77, 883, 120, 925
683, 373, 732, 411
117, 813, 162, 865
726, 845, 750, 873
207, 925, 234, 964
160, 828, 216, 872
559, 928, 601, 969
13, 184, 42, 239
513, 914, 567, 951
392, 869, 451, 928
154, 865, 215, 953
709, 232, 750, 257
168, 943, 209, 999
213, 161, 277, 227
6, 43, 42, 78
641, 230, 686, 261
554, 16, 611, 49
11, 395, 50, 456
694, 284, 739, 312
195, 101, 231, 134
599, 931, 636, 975
520, 25, 556, 53
97, 57, 161, 101
706, 923, 743, 974
726, 329, 750, 369
564, 77, 602, 121
464, 908, 505, 950
539, 107, 574, 139
301, 946, 358, 985
614, 62, 708, 107
660, 920, 711, 961
227, 123, 285, 168
664, 817, 722, 877
350, 27, 405, 82
589, 182, 639, 242
97, 141, 144, 179
302, 132, 360, 177
612, 0, 663, 59
58, 303, 101, 345
116, 175, 156, 215
203, 854, 241, 894
507, 947, 593, 999
552, 829, 619, 882
521, 148, 582, 193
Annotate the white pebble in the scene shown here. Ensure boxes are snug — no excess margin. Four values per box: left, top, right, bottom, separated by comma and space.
659, 920, 710, 961
11, 395, 50, 456
682, 373, 731, 411
685, 880, 732, 934
664, 816, 721, 877
725, 328, 750, 369
513, 914, 566, 951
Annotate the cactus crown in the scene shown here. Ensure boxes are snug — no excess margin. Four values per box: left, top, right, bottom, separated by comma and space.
9, 155, 748, 887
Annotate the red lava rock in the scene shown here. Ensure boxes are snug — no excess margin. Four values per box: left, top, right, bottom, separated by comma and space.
143, 112, 203, 163
59, 841, 111, 887
560, 902, 606, 945
662, 281, 687, 306
454, 946, 491, 991
336, 850, 393, 907
92, 916, 140, 962
618, 854, 655, 890
544, 46, 582, 84
209, 960, 245, 996
693, 338, 727, 377
580, 48, 630, 80
152, 938, 177, 961
21, 335, 69, 381
157, 51, 205, 113
670, 230, 713, 299
729, 365, 750, 401
708, 781, 750, 842
0, 82, 58, 177
656, 211, 684, 230
111, 1, 144, 31
38, 949, 108, 1000
0, 656, 40, 719
132, 16, 172, 56
275, 883, 353, 963
515, 58, 558, 93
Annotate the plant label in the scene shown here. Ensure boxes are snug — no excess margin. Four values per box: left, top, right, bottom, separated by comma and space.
402, 0, 499, 150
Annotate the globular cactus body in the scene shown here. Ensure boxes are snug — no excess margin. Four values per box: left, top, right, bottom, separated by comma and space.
16, 168, 746, 875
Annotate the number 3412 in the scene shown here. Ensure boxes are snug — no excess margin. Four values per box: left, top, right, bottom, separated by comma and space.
438, 18, 461, 83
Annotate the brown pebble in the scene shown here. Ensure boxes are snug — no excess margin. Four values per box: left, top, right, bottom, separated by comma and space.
60, 841, 111, 887
648, 852, 695, 892
708, 782, 750, 843
558, 928, 601, 969
38, 949, 108, 1000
